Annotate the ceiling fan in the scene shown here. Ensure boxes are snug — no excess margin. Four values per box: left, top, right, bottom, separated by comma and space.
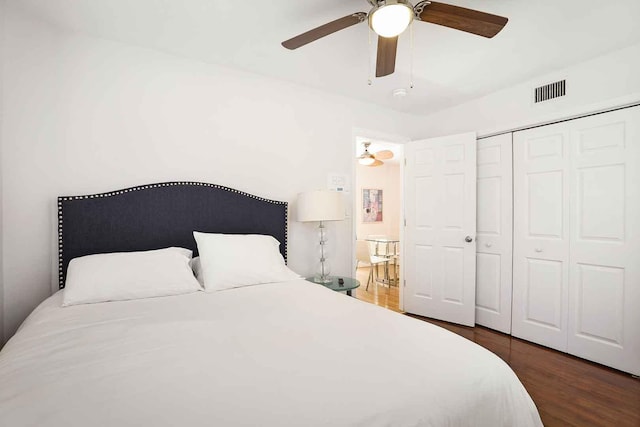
358, 142, 394, 166
282, 0, 508, 78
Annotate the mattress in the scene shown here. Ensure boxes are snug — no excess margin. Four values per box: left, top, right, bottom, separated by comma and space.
0, 279, 542, 426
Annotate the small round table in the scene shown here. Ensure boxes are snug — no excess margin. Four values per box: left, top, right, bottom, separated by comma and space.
305, 276, 360, 297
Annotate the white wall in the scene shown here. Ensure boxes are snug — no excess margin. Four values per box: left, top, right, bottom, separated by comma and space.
355, 162, 401, 239
0, 9, 422, 342
415, 42, 640, 138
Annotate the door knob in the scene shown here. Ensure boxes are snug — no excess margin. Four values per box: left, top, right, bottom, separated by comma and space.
535, 248, 543, 253
465, 236, 473, 243
485, 243, 492, 248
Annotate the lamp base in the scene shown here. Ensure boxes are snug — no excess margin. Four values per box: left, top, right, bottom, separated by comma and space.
312, 274, 333, 284
314, 221, 332, 284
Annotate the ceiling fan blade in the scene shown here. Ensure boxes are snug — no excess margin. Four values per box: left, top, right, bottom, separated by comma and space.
375, 150, 394, 160
376, 36, 398, 77
370, 159, 384, 167
417, 2, 508, 38
282, 13, 367, 50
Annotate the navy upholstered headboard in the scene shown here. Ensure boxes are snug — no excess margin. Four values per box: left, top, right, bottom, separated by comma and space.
57, 182, 288, 289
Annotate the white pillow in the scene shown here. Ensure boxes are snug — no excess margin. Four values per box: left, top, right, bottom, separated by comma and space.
63, 247, 202, 306
193, 232, 300, 291
189, 256, 204, 286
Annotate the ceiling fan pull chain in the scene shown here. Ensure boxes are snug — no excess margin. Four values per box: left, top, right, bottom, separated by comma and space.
368, 28, 373, 86
410, 21, 414, 89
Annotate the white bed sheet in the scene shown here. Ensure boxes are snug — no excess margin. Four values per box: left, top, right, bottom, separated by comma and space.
0, 279, 542, 427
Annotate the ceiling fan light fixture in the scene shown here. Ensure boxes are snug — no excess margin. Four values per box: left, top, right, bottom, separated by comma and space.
358, 142, 377, 165
369, 0, 414, 38
358, 154, 376, 166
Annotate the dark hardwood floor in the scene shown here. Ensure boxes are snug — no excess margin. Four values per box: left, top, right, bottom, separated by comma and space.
409, 316, 640, 427
354, 267, 640, 427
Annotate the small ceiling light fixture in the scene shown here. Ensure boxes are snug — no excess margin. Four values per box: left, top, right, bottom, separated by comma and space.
358, 142, 377, 165
393, 88, 408, 98
369, 0, 415, 38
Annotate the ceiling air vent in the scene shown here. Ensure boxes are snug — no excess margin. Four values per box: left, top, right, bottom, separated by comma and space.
534, 80, 566, 103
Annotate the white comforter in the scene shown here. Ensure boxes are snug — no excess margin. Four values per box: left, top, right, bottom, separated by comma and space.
0, 280, 542, 427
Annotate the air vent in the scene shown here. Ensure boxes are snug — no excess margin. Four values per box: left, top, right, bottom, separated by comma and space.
534, 80, 566, 103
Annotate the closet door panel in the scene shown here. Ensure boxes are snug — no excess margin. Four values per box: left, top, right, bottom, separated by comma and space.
568, 107, 640, 375
476, 134, 513, 334
513, 127, 570, 352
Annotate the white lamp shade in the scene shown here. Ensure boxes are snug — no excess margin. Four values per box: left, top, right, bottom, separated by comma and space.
297, 190, 345, 222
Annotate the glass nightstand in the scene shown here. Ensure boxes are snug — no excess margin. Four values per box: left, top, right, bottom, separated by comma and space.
305, 276, 360, 297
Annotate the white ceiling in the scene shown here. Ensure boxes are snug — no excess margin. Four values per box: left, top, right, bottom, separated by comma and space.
8, 0, 640, 115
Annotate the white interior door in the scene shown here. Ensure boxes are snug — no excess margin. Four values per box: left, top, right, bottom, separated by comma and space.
476, 134, 513, 334
513, 125, 571, 352
566, 107, 640, 375
404, 132, 477, 326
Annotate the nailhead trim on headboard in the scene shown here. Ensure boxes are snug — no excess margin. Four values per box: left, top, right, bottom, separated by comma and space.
57, 181, 289, 289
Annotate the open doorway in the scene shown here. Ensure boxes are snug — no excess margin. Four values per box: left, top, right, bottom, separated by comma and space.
353, 136, 404, 313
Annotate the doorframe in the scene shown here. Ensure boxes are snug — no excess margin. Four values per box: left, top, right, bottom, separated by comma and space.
351, 127, 410, 311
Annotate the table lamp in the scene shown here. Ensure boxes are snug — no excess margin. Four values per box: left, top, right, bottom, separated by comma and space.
297, 190, 345, 283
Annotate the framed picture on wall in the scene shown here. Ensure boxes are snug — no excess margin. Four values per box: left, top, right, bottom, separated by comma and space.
362, 189, 383, 223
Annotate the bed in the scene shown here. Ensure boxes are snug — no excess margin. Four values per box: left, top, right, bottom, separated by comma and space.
0, 182, 542, 427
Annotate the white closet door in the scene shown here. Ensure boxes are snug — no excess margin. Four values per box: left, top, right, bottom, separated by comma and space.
404, 132, 477, 326
513, 106, 640, 374
567, 107, 640, 375
475, 134, 513, 334
513, 125, 571, 352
